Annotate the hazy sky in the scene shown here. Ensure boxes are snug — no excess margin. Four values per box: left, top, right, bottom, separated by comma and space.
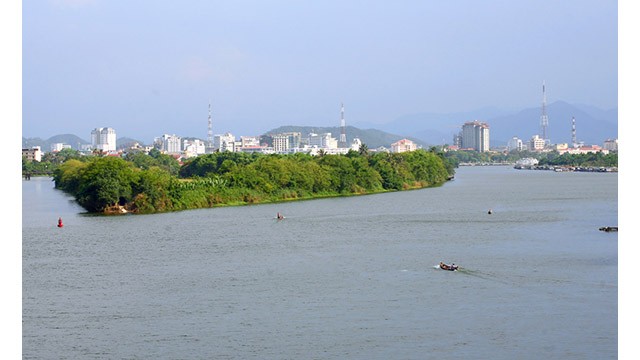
21, 0, 618, 142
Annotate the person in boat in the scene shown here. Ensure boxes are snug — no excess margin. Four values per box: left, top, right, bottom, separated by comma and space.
277, 212, 283, 220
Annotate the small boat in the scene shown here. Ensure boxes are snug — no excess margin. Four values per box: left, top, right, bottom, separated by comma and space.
439, 262, 458, 271
599, 226, 618, 232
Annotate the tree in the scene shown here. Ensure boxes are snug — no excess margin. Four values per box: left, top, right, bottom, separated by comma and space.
75, 157, 137, 212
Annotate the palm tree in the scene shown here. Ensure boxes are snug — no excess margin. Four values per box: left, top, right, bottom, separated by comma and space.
358, 143, 369, 156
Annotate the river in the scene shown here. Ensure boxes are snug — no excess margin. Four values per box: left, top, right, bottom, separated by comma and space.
22, 166, 618, 359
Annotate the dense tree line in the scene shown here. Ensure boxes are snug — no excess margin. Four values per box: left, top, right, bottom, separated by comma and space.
53, 149, 454, 214
443, 149, 618, 168
537, 151, 617, 167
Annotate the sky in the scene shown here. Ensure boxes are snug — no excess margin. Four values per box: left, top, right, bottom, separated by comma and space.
19, 0, 619, 143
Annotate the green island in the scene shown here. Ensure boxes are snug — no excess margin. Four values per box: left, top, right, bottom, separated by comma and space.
51, 148, 456, 214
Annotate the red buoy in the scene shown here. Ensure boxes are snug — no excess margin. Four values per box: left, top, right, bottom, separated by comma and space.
57, 217, 64, 228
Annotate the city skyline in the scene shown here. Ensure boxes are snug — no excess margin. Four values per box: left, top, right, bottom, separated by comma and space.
20, 0, 618, 142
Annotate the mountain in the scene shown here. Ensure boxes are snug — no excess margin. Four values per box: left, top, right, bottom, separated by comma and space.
22, 134, 90, 151
265, 125, 428, 149
354, 102, 617, 147
116, 137, 146, 149
487, 101, 618, 146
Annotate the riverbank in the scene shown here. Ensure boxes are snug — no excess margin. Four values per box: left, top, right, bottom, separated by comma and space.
514, 164, 618, 172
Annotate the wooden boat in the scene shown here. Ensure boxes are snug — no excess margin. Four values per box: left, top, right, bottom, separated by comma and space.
439, 262, 458, 271
599, 226, 618, 232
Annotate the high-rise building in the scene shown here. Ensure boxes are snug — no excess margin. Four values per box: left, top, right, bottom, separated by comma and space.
460, 121, 490, 152
529, 135, 546, 151
603, 139, 618, 151
507, 136, 523, 152
91, 127, 116, 152
157, 134, 182, 154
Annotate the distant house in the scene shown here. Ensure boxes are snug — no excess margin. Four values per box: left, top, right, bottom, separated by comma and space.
22, 146, 42, 162
391, 139, 417, 153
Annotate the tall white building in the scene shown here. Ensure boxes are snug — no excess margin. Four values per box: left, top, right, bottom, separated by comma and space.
91, 127, 117, 152
460, 121, 490, 152
529, 135, 546, 151
156, 134, 182, 154
273, 135, 290, 153
507, 136, 523, 152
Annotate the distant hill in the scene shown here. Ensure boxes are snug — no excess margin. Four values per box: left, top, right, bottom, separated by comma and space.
355, 101, 618, 147
264, 125, 428, 149
22, 134, 90, 151
116, 137, 146, 150
486, 101, 617, 146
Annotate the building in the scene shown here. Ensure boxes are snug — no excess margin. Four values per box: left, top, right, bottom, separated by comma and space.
391, 139, 418, 153
272, 134, 290, 153
506, 137, 523, 152
558, 145, 609, 155
529, 135, 546, 151
351, 138, 362, 152
91, 127, 117, 152
240, 136, 261, 148
22, 146, 42, 162
308, 133, 338, 149
155, 134, 182, 154
460, 121, 490, 152
213, 132, 236, 152
603, 139, 618, 152
183, 139, 206, 157
50, 143, 72, 152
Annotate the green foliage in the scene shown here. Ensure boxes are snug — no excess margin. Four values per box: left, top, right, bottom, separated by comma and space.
55, 149, 455, 214
538, 151, 617, 167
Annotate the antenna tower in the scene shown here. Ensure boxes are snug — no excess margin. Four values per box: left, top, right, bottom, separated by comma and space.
540, 81, 549, 141
339, 103, 347, 147
571, 117, 577, 148
207, 101, 213, 148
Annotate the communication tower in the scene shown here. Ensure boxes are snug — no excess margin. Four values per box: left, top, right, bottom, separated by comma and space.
540, 81, 549, 143
207, 101, 213, 148
339, 103, 347, 147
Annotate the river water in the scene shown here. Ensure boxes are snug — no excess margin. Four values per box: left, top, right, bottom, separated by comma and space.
22, 166, 618, 359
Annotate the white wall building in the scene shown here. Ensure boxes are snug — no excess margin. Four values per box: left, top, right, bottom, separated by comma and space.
240, 136, 261, 148
214, 133, 236, 152
391, 139, 418, 153
183, 139, 206, 157
351, 138, 362, 151
273, 135, 290, 153
50, 143, 72, 152
507, 136, 523, 152
460, 121, 490, 152
91, 127, 117, 152
308, 133, 337, 149
529, 135, 546, 151
155, 134, 182, 154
